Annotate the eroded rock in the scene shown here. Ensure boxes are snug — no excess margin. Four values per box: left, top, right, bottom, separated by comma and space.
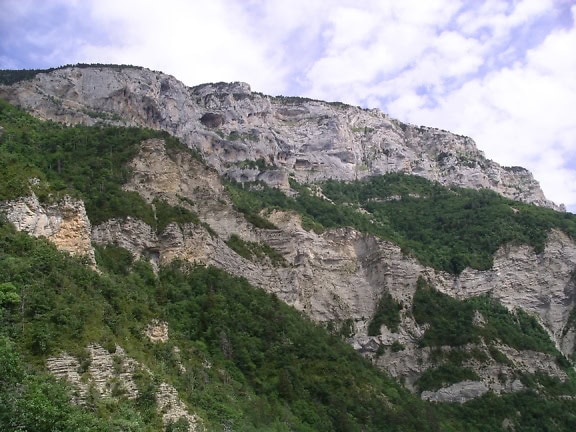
1, 194, 96, 266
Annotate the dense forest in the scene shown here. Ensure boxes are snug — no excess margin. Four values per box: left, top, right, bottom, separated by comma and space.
2, 97, 576, 430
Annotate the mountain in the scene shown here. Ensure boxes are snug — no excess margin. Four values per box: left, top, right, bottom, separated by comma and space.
0, 64, 563, 211
1, 64, 576, 431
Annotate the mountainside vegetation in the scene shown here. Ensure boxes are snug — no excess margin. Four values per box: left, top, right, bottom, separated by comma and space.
0, 98, 182, 227
2, 95, 576, 430
0, 220, 431, 431
3, 216, 576, 431
226, 175, 576, 274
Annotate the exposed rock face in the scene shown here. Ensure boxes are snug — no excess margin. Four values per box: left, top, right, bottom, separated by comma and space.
156, 383, 200, 431
45, 354, 88, 404
92, 217, 159, 264
1, 194, 96, 266
88, 138, 576, 399
89, 203, 576, 397
2, 67, 574, 402
144, 319, 169, 343
47, 343, 201, 431
86, 344, 140, 399
451, 229, 576, 352
421, 381, 490, 403
0, 65, 561, 209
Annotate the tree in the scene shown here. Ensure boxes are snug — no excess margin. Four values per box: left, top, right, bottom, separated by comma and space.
0, 282, 20, 307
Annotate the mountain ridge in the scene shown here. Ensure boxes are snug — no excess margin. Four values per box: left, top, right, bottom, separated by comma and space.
0, 64, 563, 211
2, 65, 576, 430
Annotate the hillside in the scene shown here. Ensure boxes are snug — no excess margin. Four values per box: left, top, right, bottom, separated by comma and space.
0, 65, 562, 210
1, 65, 576, 430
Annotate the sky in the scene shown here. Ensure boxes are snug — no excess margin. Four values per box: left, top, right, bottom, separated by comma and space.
1, 0, 575, 211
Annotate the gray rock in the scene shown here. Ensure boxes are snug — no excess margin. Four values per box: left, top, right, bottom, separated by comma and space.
421, 381, 489, 403
2, 67, 574, 403
0, 65, 561, 210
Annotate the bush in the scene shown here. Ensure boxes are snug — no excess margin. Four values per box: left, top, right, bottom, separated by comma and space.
367, 291, 401, 335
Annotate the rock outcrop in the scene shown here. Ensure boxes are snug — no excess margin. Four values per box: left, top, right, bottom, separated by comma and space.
4, 136, 574, 401
47, 343, 201, 431
2, 66, 574, 403
421, 381, 491, 403
0, 65, 561, 210
1, 194, 96, 266
88, 138, 576, 398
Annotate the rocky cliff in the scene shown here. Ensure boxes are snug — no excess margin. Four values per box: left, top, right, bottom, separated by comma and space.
47, 340, 201, 431
1, 66, 574, 404
0, 65, 561, 210
0, 193, 96, 266
5, 136, 572, 403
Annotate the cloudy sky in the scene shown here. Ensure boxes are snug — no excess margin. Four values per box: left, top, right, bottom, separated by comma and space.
2, 0, 575, 211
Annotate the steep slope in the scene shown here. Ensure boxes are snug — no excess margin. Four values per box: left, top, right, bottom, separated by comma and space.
2, 96, 575, 407
2, 65, 576, 416
92, 137, 576, 401
0, 64, 561, 210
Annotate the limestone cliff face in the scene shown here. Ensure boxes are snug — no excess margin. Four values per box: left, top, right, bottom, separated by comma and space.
0, 65, 560, 209
2, 136, 574, 401
47, 342, 201, 431
1, 194, 96, 266
87, 138, 576, 401
1, 66, 574, 402
451, 229, 576, 352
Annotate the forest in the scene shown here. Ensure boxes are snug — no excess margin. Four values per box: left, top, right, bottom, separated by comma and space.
2, 98, 576, 430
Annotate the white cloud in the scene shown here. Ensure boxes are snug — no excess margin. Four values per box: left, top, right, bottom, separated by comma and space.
457, 0, 554, 40
400, 6, 576, 210
76, 0, 289, 94
2, 0, 575, 210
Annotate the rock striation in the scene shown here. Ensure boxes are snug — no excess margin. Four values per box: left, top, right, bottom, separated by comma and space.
0, 65, 561, 209
1, 193, 96, 266
47, 342, 201, 431
2, 66, 575, 402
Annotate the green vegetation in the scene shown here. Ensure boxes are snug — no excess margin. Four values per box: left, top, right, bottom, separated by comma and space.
519, 371, 576, 397
225, 234, 287, 266
2, 210, 576, 430
232, 158, 272, 170
272, 95, 321, 105
413, 277, 478, 347
3, 97, 576, 430
367, 291, 401, 335
468, 295, 557, 354
226, 173, 576, 274
413, 277, 557, 354
94, 244, 135, 276
0, 220, 432, 431
81, 108, 123, 122
416, 364, 480, 392
0, 336, 130, 432
323, 175, 576, 272
435, 391, 576, 431
351, 126, 374, 134
153, 198, 200, 234
227, 131, 259, 142
0, 99, 202, 234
